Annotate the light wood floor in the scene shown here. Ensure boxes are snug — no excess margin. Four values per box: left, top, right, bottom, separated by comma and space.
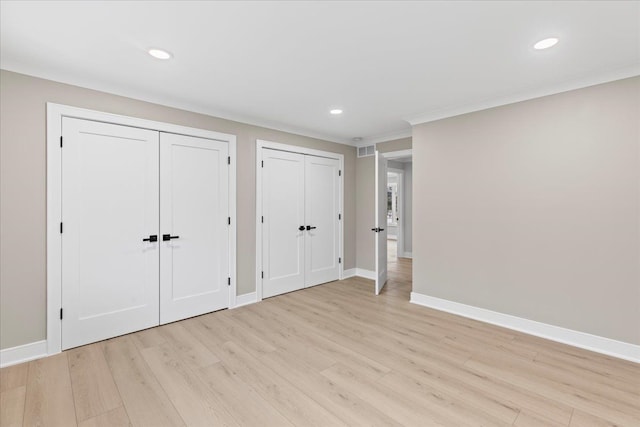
2, 246, 639, 426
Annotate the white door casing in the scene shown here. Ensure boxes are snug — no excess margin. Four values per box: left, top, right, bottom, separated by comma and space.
375, 150, 388, 295
61, 118, 160, 350
48, 103, 237, 356
159, 133, 230, 324
304, 155, 341, 287
257, 141, 343, 300
261, 149, 306, 298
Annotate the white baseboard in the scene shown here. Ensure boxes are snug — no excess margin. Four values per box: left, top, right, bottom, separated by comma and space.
355, 268, 376, 280
1, 340, 48, 368
402, 252, 413, 259
343, 268, 357, 279
233, 292, 258, 309
410, 292, 640, 364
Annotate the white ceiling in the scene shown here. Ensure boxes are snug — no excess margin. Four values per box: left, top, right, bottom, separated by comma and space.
1, 1, 638, 146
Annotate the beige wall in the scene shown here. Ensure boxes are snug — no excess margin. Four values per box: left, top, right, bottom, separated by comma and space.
413, 77, 640, 344
377, 137, 412, 153
355, 137, 412, 271
0, 70, 356, 350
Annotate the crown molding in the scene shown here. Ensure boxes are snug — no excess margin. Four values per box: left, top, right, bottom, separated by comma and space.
6, 61, 637, 147
1, 64, 355, 146
404, 64, 640, 126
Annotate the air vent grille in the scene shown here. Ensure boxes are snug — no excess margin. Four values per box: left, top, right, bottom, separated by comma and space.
357, 145, 375, 158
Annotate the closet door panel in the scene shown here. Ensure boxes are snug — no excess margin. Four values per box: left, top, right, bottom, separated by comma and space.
304, 155, 340, 287
160, 133, 229, 324
262, 149, 305, 298
61, 118, 160, 350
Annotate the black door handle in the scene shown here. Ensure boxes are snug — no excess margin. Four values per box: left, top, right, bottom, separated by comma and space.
371, 228, 386, 233
379, 228, 385, 231
143, 235, 158, 242
306, 225, 317, 230
298, 226, 305, 231
163, 234, 180, 241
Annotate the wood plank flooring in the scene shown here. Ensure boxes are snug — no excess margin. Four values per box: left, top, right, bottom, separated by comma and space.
2, 244, 639, 426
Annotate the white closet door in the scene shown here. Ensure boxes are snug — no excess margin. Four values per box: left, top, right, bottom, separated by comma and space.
160, 133, 229, 324
262, 149, 305, 298
61, 118, 159, 350
304, 155, 340, 287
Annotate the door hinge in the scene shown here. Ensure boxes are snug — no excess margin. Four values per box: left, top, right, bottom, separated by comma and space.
261, 216, 264, 223
338, 170, 342, 177
228, 217, 231, 225
228, 277, 231, 286
227, 156, 231, 165
60, 136, 63, 147
261, 271, 264, 279
261, 160, 264, 168
60, 222, 63, 234
60, 308, 63, 320
339, 257, 342, 264
338, 213, 341, 220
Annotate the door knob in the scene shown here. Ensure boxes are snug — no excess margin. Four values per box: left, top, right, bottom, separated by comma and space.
298, 226, 305, 231
306, 225, 317, 230
162, 234, 180, 241
143, 235, 158, 242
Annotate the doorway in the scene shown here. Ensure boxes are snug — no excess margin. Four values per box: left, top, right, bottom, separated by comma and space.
386, 169, 403, 256
373, 149, 412, 295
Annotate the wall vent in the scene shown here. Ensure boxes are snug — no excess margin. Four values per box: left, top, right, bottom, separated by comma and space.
357, 145, 375, 158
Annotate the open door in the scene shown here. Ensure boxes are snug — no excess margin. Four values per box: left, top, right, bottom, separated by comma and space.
374, 150, 388, 295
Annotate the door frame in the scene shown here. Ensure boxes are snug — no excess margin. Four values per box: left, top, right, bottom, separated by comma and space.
375, 148, 412, 294
255, 139, 344, 302
387, 167, 404, 257
46, 103, 237, 356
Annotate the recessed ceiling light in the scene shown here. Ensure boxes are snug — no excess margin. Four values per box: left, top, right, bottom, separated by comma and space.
148, 48, 172, 59
352, 137, 363, 142
330, 109, 343, 115
533, 37, 559, 50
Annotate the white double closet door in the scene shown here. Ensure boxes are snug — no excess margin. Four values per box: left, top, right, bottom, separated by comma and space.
61, 118, 229, 350
262, 148, 340, 298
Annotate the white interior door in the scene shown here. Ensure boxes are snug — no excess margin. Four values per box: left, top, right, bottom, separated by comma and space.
375, 151, 388, 295
160, 133, 229, 324
61, 118, 160, 350
262, 149, 306, 298
304, 155, 340, 287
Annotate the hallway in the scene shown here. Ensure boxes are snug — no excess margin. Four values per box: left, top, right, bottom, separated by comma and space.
381, 239, 412, 300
